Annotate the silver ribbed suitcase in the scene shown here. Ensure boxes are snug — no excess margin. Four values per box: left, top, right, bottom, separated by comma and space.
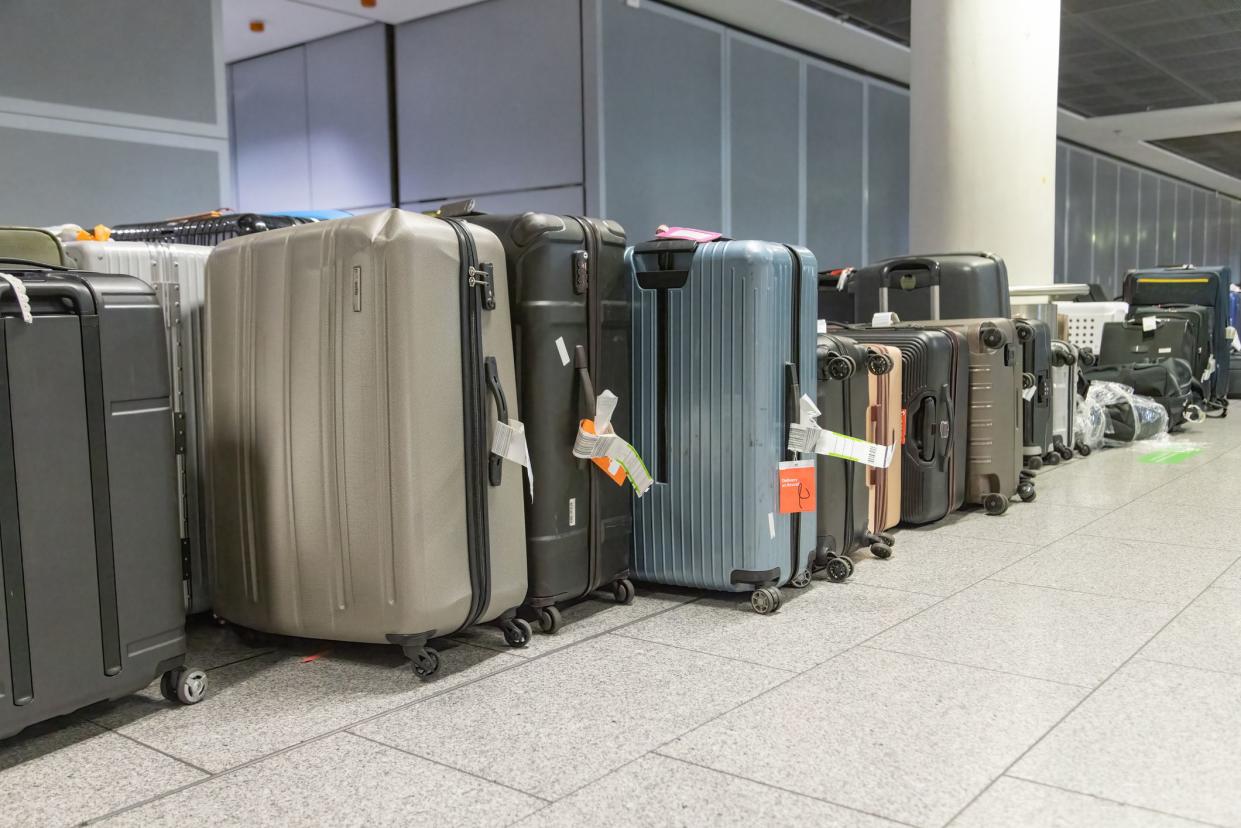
628, 238, 817, 614
204, 210, 530, 676
63, 240, 213, 614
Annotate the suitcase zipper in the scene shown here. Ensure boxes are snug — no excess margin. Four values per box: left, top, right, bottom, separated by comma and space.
570, 216, 602, 599
443, 218, 492, 631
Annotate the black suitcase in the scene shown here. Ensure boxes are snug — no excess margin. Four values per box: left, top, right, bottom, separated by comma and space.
853, 253, 1011, 323
1016, 318, 1055, 469
462, 209, 634, 633
109, 212, 307, 245
1082, 359, 1199, 430
1099, 317, 1196, 370
1122, 305, 1213, 380
813, 334, 895, 577
1123, 266, 1231, 404
817, 269, 857, 323
841, 325, 969, 525
0, 261, 205, 739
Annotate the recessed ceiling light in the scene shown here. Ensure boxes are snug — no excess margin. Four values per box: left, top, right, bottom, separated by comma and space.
249, 19, 265, 32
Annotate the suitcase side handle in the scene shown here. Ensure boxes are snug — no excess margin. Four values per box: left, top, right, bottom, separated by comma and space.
574, 344, 596, 416
937, 383, 954, 469
485, 357, 508, 487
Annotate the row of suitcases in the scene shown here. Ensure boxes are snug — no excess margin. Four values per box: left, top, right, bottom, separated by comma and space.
0, 209, 1227, 739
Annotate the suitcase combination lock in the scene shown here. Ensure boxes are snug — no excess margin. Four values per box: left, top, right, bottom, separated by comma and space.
468, 264, 496, 310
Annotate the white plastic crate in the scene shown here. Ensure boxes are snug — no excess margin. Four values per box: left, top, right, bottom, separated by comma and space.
1055, 301, 1128, 353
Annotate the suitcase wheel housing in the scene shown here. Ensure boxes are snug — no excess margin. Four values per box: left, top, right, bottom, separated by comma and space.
1017, 480, 1037, 502
500, 617, 533, 647
160, 666, 207, 705
983, 493, 1010, 516
750, 586, 784, 614
612, 578, 636, 605
537, 605, 563, 634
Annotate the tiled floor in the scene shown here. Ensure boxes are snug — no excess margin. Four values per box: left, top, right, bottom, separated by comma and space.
6, 420, 1241, 827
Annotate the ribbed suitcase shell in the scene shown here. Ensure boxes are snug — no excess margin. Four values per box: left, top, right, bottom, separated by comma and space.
815, 335, 895, 561
111, 214, 307, 246
630, 240, 818, 592
0, 271, 188, 739
866, 344, 903, 534
843, 326, 969, 525
1055, 301, 1128, 353
467, 212, 633, 615
1050, 341, 1081, 456
928, 320, 1024, 508
204, 210, 527, 644
1016, 318, 1054, 464
63, 240, 212, 614
1123, 266, 1232, 400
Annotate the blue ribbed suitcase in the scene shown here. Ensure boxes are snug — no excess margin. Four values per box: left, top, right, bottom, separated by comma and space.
628, 238, 818, 614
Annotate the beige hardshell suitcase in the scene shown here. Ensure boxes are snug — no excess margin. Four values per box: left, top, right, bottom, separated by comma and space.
866, 344, 903, 536
204, 209, 529, 676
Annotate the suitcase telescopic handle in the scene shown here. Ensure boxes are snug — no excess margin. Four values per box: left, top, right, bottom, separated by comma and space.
574, 345, 596, 416
484, 357, 508, 487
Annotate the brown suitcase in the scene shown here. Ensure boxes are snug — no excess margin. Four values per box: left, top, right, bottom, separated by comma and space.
865, 343, 903, 535
926, 319, 1035, 515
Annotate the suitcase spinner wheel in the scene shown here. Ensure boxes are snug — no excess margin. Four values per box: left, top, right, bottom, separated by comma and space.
982, 493, 1009, 516
160, 667, 209, 705
750, 586, 784, 615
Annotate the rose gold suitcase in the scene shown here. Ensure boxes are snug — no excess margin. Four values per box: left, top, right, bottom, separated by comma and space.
866, 344, 903, 536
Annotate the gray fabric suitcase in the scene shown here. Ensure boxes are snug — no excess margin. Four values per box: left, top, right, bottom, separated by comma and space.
204, 210, 530, 677
0, 265, 204, 740
63, 241, 213, 614
629, 238, 818, 614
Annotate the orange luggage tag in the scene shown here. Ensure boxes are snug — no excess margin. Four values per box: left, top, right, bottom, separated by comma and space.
579, 419, 627, 486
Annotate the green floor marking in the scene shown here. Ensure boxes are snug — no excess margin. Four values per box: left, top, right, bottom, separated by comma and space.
1139, 447, 1203, 464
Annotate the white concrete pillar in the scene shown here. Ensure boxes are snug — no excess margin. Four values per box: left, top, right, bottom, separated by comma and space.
909, 0, 1061, 286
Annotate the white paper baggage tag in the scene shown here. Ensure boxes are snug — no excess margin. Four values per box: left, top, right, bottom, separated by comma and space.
0, 274, 33, 324
871, 312, 900, 328
572, 390, 653, 496
554, 336, 570, 366
786, 393, 895, 469
1022, 385, 1036, 401
491, 418, 534, 499
816, 319, 827, 334
1142, 316, 1157, 332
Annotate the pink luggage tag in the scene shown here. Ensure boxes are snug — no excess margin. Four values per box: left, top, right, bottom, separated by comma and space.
655, 225, 725, 243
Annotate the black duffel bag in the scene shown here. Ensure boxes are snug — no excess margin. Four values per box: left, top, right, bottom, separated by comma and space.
1081, 358, 1202, 430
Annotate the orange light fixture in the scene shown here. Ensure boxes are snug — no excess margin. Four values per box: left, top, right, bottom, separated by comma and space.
249, 19, 265, 32
361, 0, 376, 7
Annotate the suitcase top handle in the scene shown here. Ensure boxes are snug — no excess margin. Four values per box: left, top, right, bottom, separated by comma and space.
632, 239, 695, 290
0, 272, 96, 316
879, 258, 941, 291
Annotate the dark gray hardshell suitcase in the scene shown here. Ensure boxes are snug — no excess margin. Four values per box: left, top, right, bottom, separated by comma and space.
814, 334, 896, 579
0, 265, 204, 739
841, 325, 969, 525
630, 238, 818, 613
1123, 266, 1231, 402
1016, 318, 1056, 468
466, 211, 634, 632
817, 269, 857, 323
853, 253, 1011, 323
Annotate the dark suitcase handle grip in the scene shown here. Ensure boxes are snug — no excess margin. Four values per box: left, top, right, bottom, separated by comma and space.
916, 395, 936, 462
937, 384, 955, 469
485, 356, 508, 487
3, 275, 97, 316
574, 344, 596, 416
632, 241, 693, 290
0, 256, 68, 271
785, 363, 801, 459
878, 257, 941, 290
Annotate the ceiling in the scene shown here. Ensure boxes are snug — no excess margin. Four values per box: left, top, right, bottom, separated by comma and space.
220, 0, 486, 62
791, 0, 1241, 188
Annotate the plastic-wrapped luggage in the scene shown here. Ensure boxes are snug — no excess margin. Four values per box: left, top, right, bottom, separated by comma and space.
205, 209, 532, 676
629, 237, 818, 613
0, 264, 205, 739
1082, 359, 1201, 431
459, 208, 638, 634
1075, 392, 1107, 451
813, 334, 895, 582
1087, 382, 1170, 445
852, 253, 1011, 321
62, 240, 213, 613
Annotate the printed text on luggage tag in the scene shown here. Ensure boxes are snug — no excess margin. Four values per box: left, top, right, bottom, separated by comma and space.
777, 460, 816, 514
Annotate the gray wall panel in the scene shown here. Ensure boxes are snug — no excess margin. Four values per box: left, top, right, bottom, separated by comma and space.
231, 48, 311, 213
1093, 159, 1119, 293
1054, 144, 1068, 281
1192, 189, 1208, 265
1138, 172, 1158, 267
1203, 192, 1219, 266
866, 84, 910, 261
600, 2, 723, 237
0, 0, 217, 123
1175, 183, 1193, 264
1218, 196, 1232, 271
397, 0, 583, 203
0, 127, 220, 226
403, 185, 584, 218
1157, 178, 1176, 265
1117, 166, 1138, 275
1065, 149, 1094, 283
805, 66, 864, 267
306, 25, 391, 211
728, 38, 800, 243
1233, 201, 1241, 279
